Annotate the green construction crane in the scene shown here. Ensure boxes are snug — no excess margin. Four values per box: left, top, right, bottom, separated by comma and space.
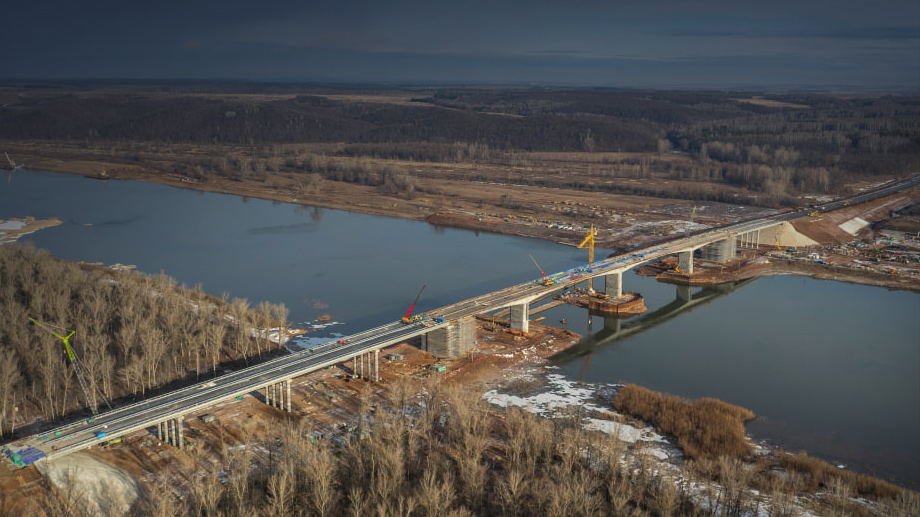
29, 318, 108, 415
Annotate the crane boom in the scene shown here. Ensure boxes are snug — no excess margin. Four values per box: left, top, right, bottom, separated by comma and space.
29, 318, 104, 415
527, 254, 555, 285
402, 284, 427, 322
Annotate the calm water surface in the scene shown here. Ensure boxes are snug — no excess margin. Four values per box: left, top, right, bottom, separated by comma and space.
3, 170, 918, 486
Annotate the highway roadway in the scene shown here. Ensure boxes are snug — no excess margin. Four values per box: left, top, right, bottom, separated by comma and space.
18, 172, 920, 461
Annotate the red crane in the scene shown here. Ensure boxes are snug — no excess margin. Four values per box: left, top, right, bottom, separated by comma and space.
528, 254, 555, 285
401, 284, 427, 323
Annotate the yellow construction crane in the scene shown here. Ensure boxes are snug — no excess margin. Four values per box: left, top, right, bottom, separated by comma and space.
28, 318, 110, 415
578, 225, 597, 291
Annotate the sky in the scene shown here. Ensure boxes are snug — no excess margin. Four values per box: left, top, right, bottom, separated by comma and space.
3, 0, 919, 89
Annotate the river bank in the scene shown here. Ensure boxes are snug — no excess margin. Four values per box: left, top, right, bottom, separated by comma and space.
642, 254, 920, 293
12, 154, 920, 296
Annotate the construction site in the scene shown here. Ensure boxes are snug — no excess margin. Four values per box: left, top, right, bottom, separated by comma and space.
0, 311, 582, 515
625, 189, 920, 292
0, 168, 918, 513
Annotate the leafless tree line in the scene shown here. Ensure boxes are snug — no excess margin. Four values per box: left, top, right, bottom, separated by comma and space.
0, 243, 288, 436
22, 379, 920, 516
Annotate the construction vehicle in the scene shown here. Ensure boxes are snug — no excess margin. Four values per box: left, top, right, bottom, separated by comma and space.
401, 284, 427, 323
29, 318, 109, 415
528, 254, 555, 285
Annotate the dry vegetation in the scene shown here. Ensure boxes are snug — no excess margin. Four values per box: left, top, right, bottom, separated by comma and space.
23, 379, 920, 517
26, 383, 701, 516
612, 384, 919, 514
614, 384, 754, 461
0, 243, 289, 437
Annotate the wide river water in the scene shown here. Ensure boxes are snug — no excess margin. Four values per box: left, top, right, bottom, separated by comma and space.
3, 170, 918, 487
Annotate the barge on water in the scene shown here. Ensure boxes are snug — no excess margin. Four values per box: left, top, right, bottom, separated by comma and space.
555, 289, 647, 317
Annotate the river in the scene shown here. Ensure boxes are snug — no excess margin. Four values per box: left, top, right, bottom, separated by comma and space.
3, 169, 918, 487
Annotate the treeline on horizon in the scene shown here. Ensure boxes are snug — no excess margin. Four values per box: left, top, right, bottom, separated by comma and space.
0, 243, 288, 437
1, 84, 918, 205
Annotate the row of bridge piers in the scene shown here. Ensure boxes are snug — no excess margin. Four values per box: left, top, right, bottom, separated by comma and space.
353, 349, 380, 382
151, 234, 757, 450
157, 416, 185, 449
265, 379, 293, 412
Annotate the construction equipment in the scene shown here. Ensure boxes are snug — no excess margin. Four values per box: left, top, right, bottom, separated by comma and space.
577, 225, 597, 291
29, 318, 109, 415
401, 284, 427, 323
4, 152, 24, 185
528, 254, 555, 285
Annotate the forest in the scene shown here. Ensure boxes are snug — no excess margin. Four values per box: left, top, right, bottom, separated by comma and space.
1, 84, 918, 208
0, 243, 288, 437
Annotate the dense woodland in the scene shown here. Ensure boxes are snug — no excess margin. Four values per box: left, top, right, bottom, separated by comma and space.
1, 84, 918, 206
0, 243, 288, 436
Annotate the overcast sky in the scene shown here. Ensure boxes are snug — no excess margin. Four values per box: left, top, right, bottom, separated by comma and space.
4, 0, 918, 89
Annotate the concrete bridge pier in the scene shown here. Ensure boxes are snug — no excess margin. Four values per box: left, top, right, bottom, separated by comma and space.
264, 380, 292, 411
605, 272, 623, 297
509, 303, 530, 334
737, 230, 760, 249
698, 238, 736, 262
286, 379, 292, 411
158, 416, 184, 448
678, 251, 694, 274
422, 316, 476, 357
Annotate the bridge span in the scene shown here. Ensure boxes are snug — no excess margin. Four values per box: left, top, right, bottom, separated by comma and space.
17, 173, 920, 461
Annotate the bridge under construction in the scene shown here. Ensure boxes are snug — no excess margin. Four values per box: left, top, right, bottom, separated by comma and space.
14, 173, 920, 463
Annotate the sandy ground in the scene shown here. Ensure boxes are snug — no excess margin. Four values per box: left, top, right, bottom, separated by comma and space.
36, 452, 139, 515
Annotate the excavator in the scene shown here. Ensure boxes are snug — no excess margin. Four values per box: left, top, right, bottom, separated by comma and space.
528, 254, 555, 285
401, 284, 427, 323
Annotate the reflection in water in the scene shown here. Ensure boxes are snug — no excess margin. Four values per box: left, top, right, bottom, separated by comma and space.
551, 279, 757, 364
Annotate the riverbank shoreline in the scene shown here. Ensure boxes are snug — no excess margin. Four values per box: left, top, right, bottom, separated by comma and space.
641, 255, 920, 293
13, 157, 920, 294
